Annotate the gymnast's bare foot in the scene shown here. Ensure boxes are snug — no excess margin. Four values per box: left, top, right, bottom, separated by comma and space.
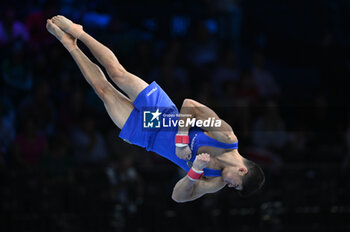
46, 19, 77, 52
52, 15, 84, 39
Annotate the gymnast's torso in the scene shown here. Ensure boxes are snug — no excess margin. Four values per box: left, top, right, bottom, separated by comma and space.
118, 81, 238, 176
151, 125, 238, 177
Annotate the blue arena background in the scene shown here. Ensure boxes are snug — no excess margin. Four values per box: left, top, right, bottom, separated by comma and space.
1, 0, 350, 231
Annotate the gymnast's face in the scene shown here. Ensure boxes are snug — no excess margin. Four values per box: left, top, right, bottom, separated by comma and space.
222, 166, 247, 190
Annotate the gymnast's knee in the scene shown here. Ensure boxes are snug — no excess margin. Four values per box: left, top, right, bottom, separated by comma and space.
94, 83, 114, 102
106, 63, 127, 82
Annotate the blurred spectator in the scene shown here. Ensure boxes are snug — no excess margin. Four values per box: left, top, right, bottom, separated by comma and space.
219, 79, 237, 105
196, 81, 216, 106
212, 49, 239, 98
307, 96, 344, 162
25, 2, 56, 49
229, 98, 252, 140
0, 8, 29, 44
41, 134, 73, 182
0, 1, 350, 230
252, 100, 287, 150
70, 115, 108, 165
82, 12, 112, 29
57, 87, 85, 131
215, 0, 243, 51
130, 41, 153, 78
188, 21, 218, 66
150, 44, 188, 85
85, 88, 106, 113
0, 97, 16, 155
13, 117, 48, 168
286, 130, 308, 155
247, 101, 285, 172
235, 70, 259, 102
54, 71, 74, 103
116, 156, 144, 212
149, 48, 189, 105
2, 48, 33, 92
251, 52, 280, 98
18, 80, 56, 135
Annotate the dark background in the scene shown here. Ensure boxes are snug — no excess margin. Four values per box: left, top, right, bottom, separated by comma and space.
1, 0, 350, 231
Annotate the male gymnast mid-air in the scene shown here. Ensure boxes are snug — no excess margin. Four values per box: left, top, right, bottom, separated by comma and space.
46, 16, 265, 202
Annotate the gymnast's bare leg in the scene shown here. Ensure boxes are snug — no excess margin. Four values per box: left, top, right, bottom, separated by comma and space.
51, 15, 148, 102
46, 19, 133, 129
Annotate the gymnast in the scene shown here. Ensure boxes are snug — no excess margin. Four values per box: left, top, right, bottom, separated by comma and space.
46, 15, 265, 202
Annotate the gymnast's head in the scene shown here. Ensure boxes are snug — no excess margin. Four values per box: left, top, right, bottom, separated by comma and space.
222, 158, 265, 196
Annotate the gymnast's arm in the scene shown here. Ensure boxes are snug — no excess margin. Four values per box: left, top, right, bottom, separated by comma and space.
171, 153, 226, 203
171, 175, 225, 203
178, 99, 237, 143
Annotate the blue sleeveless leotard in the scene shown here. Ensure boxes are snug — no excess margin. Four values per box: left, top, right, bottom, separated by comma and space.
188, 128, 238, 176
119, 81, 238, 177
149, 127, 238, 177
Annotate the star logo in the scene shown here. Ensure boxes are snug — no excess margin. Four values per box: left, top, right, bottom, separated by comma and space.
143, 108, 162, 128
150, 109, 162, 122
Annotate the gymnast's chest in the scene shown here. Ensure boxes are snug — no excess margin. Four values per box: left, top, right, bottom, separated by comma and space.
197, 145, 226, 157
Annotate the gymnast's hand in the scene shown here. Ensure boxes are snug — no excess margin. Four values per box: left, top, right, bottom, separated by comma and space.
192, 153, 210, 170
176, 145, 192, 160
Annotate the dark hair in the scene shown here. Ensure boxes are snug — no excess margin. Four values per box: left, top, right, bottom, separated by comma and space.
239, 159, 265, 197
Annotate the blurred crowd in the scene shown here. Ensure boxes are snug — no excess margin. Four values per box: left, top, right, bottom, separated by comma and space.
1, 0, 350, 231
